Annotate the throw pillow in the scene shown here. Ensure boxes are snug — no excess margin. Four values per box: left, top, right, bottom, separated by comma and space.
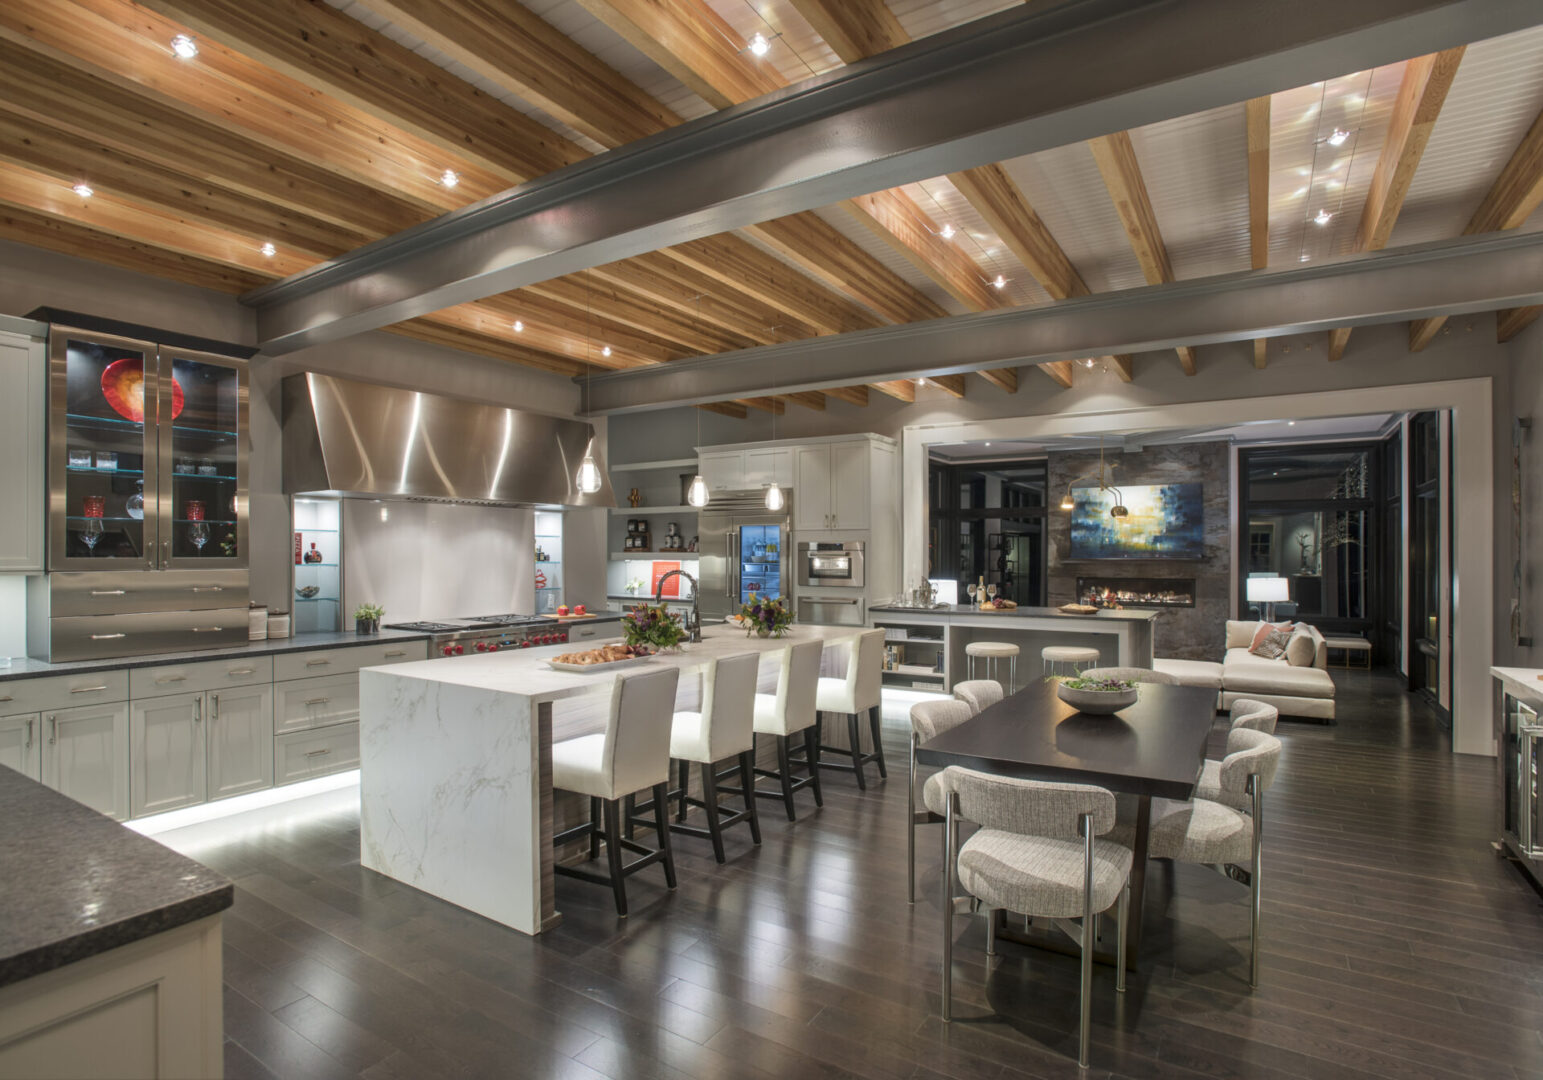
1249, 623, 1294, 660
1249, 621, 1293, 653
1284, 629, 1316, 667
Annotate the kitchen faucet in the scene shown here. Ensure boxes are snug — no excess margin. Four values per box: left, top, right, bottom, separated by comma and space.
655, 569, 702, 643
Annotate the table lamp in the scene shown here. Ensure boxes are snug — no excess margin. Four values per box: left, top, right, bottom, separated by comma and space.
1246, 576, 1290, 622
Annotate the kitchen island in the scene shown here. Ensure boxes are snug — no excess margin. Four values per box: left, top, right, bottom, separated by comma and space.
358, 623, 864, 935
869, 603, 1158, 691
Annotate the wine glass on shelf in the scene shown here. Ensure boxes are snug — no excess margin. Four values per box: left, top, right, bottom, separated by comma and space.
188, 522, 210, 553
81, 517, 103, 552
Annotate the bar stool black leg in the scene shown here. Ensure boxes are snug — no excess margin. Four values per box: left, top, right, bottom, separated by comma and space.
699, 761, 726, 863
602, 798, 627, 916
869, 705, 888, 778
803, 726, 824, 806
847, 712, 868, 791
590, 797, 602, 858
737, 750, 762, 844
652, 781, 677, 888
676, 760, 690, 823
775, 734, 797, 820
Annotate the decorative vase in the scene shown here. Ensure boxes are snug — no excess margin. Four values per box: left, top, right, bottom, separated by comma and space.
356, 617, 379, 635
1056, 683, 1138, 715
756, 627, 771, 638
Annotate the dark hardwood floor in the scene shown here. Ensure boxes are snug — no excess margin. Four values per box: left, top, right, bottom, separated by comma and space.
184, 670, 1543, 1079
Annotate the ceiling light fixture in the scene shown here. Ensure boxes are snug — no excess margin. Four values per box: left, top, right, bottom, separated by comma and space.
1288, 420, 1296, 426
601, 346, 612, 358
917, 377, 928, 386
170, 34, 198, 60
992, 274, 1007, 289
1058, 435, 1127, 521
72, 183, 93, 198
1313, 209, 1333, 226
1079, 357, 1096, 369
576, 278, 603, 495
939, 223, 956, 240
1326, 128, 1350, 147
260, 242, 276, 257
440, 169, 460, 188
748, 32, 770, 57
512, 320, 524, 332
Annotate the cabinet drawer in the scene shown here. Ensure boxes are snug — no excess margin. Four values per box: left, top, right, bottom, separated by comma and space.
44, 570, 249, 616
275, 723, 359, 785
273, 672, 359, 735
129, 656, 273, 700
44, 609, 249, 663
0, 670, 128, 716
272, 640, 426, 682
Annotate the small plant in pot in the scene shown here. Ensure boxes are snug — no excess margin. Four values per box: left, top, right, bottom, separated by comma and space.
354, 603, 384, 635
1055, 674, 1139, 715
622, 603, 688, 652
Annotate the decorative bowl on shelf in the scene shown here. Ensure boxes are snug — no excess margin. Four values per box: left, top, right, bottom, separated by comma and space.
102, 358, 184, 422
295, 585, 321, 599
1056, 678, 1138, 715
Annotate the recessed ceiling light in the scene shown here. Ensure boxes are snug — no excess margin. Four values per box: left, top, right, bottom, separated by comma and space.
939, 223, 956, 240
992, 274, 1007, 289
260, 241, 276, 257
1327, 128, 1351, 146
512, 320, 524, 332
918, 377, 928, 386
984, 442, 991, 447
72, 183, 93, 198
170, 34, 198, 60
1299, 253, 1310, 262
748, 32, 770, 57
1288, 420, 1296, 426
1313, 209, 1333, 226
440, 169, 460, 188
601, 346, 612, 357
1079, 357, 1095, 368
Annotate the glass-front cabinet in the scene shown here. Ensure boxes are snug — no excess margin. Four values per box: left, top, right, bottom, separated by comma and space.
49, 328, 248, 571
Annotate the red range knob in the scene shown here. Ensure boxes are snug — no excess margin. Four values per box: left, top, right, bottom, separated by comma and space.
487, 643, 499, 652
442, 645, 455, 657
475, 641, 488, 652
558, 633, 568, 643
453, 644, 465, 655
519, 640, 531, 648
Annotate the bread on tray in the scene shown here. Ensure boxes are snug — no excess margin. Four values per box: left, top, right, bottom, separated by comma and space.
553, 644, 651, 665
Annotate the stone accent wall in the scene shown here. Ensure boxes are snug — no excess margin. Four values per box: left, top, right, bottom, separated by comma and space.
1047, 441, 1231, 660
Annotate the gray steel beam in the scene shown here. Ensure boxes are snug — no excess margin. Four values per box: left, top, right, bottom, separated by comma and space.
246, 0, 1541, 354
579, 231, 1543, 414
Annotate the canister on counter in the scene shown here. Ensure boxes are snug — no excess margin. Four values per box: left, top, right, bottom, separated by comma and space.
248, 604, 268, 641
266, 610, 291, 639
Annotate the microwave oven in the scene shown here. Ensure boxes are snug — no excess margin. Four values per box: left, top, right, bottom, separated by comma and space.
797, 540, 865, 588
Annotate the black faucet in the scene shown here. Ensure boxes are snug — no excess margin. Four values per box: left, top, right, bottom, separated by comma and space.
655, 569, 701, 643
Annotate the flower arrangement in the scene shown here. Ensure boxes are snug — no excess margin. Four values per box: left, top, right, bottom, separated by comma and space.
622, 603, 688, 651
738, 593, 793, 638
1060, 675, 1137, 692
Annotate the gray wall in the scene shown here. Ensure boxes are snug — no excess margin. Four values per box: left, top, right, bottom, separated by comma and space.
1505, 312, 1543, 670
1046, 441, 1231, 660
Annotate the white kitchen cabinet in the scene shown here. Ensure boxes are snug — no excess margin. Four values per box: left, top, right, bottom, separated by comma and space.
0, 325, 44, 572
0, 712, 42, 781
743, 448, 793, 487
795, 446, 834, 531
699, 450, 745, 494
828, 442, 871, 530
42, 702, 129, 820
130, 692, 205, 818
207, 685, 273, 801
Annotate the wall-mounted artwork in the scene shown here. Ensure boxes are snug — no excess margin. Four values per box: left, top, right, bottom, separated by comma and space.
1069, 482, 1204, 560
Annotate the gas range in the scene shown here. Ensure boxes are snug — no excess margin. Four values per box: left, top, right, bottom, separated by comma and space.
382, 614, 566, 657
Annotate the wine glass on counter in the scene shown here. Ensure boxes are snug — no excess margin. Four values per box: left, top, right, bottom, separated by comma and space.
987, 583, 998, 603
966, 583, 978, 606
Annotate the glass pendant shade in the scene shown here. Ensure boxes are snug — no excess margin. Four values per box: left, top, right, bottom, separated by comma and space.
1060, 492, 1075, 511
686, 474, 709, 507
764, 482, 784, 511
575, 453, 602, 494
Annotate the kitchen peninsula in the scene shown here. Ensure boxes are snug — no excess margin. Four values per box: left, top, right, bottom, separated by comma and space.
357, 623, 864, 935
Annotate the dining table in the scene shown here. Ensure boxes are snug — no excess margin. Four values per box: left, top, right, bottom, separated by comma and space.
915, 678, 1220, 966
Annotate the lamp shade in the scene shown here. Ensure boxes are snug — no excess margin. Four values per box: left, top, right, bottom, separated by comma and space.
1245, 576, 1290, 603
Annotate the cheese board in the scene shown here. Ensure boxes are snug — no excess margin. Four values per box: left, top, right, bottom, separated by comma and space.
553, 613, 598, 621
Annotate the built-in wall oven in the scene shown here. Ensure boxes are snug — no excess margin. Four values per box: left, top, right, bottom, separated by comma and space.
797, 541, 865, 588
797, 594, 865, 627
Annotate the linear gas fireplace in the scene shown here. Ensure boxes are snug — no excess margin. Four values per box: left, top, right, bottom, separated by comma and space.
1077, 577, 1195, 609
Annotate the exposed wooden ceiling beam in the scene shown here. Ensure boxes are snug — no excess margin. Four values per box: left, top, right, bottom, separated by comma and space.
824, 385, 870, 407
739, 397, 786, 415
1108, 355, 1134, 382
976, 367, 1019, 394
1253, 339, 1268, 370
845, 190, 1007, 313
1498, 306, 1541, 342
590, 253, 816, 346
1246, 95, 1270, 368
1040, 361, 1074, 388
1088, 130, 1197, 375
787, 0, 907, 62
871, 380, 917, 403
698, 401, 750, 419
925, 375, 967, 398
1328, 48, 1463, 361
947, 164, 1089, 301
522, 277, 756, 359
1411, 103, 1543, 350
782, 391, 827, 411
386, 318, 588, 376
667, 236, 881, 337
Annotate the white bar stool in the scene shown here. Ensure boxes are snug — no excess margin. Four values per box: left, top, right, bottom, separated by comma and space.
814, 629, 888, 791
1041, 644, 1099, 678
965, 641, 1019, 692
658, 653, 762, 863
752, 639, 825, 821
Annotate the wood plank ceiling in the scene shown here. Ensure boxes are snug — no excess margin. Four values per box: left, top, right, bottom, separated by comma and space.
0, 0, 1541, 417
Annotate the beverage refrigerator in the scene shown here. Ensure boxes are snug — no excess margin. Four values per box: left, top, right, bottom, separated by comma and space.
696, 492, 792, 622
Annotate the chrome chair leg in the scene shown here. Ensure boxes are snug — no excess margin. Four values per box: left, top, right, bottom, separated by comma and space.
907, 732, 918, 905
1251, 777, 1264, 989
1079, 812, 1094, 1069
986, 907, 997, 956
942, 792, 958, 1023
1116, 884, 1129, 993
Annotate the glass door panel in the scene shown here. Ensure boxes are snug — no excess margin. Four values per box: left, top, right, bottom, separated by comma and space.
161, 350, 247, 569
738, 524, 781, 603
50, 331, 158, 569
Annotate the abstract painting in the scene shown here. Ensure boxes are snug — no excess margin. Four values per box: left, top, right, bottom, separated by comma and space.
1069, 482, 1204, 559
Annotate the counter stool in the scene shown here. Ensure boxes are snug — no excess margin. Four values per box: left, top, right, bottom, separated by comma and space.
630, 654, 761, 864
1041, 644, 1099, 678
813, 629, 887, 791
752, 639, 825, 821
552, 666, 681, 917
965, 641, 1019, 692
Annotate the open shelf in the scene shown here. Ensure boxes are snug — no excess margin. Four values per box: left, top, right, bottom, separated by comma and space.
610, 550, 696, 560
609, 457, 698, 473
609, 506, 698, 516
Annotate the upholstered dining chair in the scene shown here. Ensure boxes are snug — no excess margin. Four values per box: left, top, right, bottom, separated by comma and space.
907, 698, 973, 903
1194, 699, 1279, 807
952, 679, 1004, 716
1078, 666, 1180, 685
940, 767, 1131, 1069
1145, 728, 1281, 987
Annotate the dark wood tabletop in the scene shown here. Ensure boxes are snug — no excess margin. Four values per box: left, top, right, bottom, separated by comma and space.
916, 679, 1218, 800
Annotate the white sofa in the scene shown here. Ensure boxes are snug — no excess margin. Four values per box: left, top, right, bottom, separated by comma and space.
1156, 620, 1336, 721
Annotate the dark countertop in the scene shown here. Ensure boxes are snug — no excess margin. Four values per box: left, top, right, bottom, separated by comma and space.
0, 628, 433, 683
605, 594, 696, 603
870, 603, 1159, 622
0, 767, 233, 988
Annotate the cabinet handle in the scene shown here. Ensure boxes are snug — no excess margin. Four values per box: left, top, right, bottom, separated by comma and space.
0, 695, 11, 703
191, 626, 224, 633
193, 698, 202, 723
90, 589, 127, 596
304, 748, 331, 758
190, 586, 224, 593
91, 633, 126, 641
227, 668, 256, 676
211, 695, 219, 722
384, 650, 406, 658
47, 715, 56, 745
305, 658, 331, 667
156, 674, 188, 684
23, 717, 32, 749
304, 697, 330, 706
70, 684, 110, 694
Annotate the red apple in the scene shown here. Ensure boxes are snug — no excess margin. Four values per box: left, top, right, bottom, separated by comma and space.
574, 603, 586, 616
557, 605, 569, 616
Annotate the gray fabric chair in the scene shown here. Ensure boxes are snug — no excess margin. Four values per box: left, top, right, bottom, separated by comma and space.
907, 699, 973, 904
1079, 666, 1180, 685
1146, 728, 1281, 987
953, 679, 1004, 716
940, 767, 1132, 1068
1194, 699, 1280, 807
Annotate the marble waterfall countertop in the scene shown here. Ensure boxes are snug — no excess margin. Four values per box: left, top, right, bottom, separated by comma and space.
1492, 666, 1543, 702
0, 767, 232, 987
870, 603, 1159, 622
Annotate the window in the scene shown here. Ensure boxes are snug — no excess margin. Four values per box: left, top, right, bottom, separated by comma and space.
929, 458, 1048, 606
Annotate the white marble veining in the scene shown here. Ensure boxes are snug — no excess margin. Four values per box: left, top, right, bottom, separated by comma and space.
359, 624, 863, 935
1492, 666, 1543, 704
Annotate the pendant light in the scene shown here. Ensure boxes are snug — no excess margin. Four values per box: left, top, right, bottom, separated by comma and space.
575, 281, 603, 494
764, 380, 784, 511
686, 399, 709, 507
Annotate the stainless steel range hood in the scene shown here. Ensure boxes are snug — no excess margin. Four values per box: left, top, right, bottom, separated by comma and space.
283, 373, 614, 508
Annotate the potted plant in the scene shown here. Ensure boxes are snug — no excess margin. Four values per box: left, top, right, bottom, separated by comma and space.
738, 592, 794, 638
622, 603, 688, 652
354, 603, 384, 635
1055, 675, 1139, 715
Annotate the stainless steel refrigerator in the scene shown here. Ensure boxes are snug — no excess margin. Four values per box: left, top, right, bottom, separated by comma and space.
697, 492, 792, 621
